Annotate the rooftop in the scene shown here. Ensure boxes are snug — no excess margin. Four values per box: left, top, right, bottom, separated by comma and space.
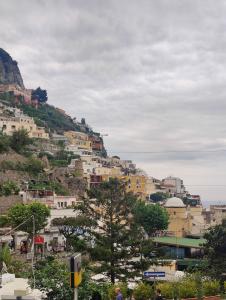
164, 197, 186, 208
153, 236, 206, 248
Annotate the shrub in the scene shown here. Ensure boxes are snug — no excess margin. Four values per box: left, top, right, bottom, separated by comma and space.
157, 282, 178, 299
108, 283, 128, 300
28, 180, 69, 196
23, 157, 44, 175
157, 276, 221, 299
133, 283, 153, 300
178, 278, 196, 299
203, 280, 220, 296
0, 180, 20, 196
0, 133, 10, 153
50, 159, 68, 167
0, 160, 15, 170
0, 215, 9, 227
10, 129, 33, 153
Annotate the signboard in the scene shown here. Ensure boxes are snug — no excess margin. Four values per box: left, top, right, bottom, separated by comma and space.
144, 271, 165, 278
70, 253, 82, 288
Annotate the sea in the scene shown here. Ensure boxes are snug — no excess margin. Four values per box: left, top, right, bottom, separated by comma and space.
202, 199, 226, 208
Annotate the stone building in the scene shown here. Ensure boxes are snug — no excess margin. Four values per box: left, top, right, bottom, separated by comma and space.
0, 115, 49, 139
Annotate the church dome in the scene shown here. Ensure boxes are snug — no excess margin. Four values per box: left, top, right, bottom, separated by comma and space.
164, 197, 186, 208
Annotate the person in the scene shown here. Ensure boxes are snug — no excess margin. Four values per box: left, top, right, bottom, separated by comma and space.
115, 287, 123, 300
155, 289, 163, 300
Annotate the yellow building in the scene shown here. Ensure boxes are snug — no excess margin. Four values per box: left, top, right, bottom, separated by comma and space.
0, 116, 49, 139
164, 197, 205, 237
102, 174, 147, 199
164, 197, 188, 237
64, 131, 92, 151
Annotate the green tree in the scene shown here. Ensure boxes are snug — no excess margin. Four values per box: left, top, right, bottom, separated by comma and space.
32, 87, 48, 103
203, 219, 226, 280
51, 216, 92, 252
0, 133, 10, 153
10, 129, 32, 153
0, 180, 20, 196
24, 157, 44, 175
30, 257, 109, 300
8, 202, 50, 247
29, 256, 73, 300
0, 245, 12, 267
74, 178, 150, 284
134, 201, 169, 237
149, 192, 169, 203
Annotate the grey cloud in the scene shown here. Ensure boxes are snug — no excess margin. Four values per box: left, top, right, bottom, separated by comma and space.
1, 0, 226, 202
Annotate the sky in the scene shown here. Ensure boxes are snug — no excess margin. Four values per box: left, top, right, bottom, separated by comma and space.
1, 0, 226, 204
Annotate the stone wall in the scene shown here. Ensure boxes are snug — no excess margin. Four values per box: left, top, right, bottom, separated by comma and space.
0, 195, 23, 214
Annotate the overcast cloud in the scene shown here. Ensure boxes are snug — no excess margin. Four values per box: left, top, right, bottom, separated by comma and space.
1, 0, 226, 204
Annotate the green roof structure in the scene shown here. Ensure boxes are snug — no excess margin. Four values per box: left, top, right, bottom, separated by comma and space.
153, 237, 206, 249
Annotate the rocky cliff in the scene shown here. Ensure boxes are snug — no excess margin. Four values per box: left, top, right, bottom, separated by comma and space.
0, 48, 24, 88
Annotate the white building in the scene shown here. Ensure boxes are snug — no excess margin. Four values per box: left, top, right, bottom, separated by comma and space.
162, 176, 186, 195
0, 274, 43, 299
19, 191, 77, 209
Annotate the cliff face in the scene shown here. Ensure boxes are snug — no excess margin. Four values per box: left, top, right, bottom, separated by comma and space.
0, 48, 25, 88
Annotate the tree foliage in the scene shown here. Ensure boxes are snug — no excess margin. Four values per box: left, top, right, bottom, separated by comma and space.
29, 256, 73, 300
149, 192, 169, 203
8, 202, 50, 243
133, 282, 153, 300
10, 129, 32, 153
0, 180, 19, 196
134, 201, 169, 236
51, 216, 92, 252
203, 219, 226, 280
74, 178, 153, 283
0, 133, 10, 153
32, 87, 48, 103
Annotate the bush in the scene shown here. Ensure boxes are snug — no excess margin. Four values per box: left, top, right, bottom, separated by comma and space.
203, 280, 220, 296
108, 283, 128, 300
50, 159, 68, 167
0, 133, 10, 153
178, 278, 196, 299
0, 180, 20, 196
0, 215, 9, 227
157, 276, 221, 299
0, 160, 16, 170
28, 180, 69, 196
157, 282, 176, 299
23, 157, 44, 175
10, 129, 33, 153
133, 283, 153, 300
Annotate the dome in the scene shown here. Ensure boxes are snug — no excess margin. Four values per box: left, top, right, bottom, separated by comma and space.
164, 197, 186, 208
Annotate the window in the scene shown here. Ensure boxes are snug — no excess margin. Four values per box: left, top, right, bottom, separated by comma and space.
64, 202, 67, 207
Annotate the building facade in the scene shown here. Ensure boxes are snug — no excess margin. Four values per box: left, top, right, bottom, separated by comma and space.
0, 115, 49, 139
64, 131, 92, 151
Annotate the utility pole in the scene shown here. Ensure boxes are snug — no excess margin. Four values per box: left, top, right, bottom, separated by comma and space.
69, 254, 82, 300
32, 215, 35, 289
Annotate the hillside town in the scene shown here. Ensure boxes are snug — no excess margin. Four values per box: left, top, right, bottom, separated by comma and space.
0, 47, 225, 300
